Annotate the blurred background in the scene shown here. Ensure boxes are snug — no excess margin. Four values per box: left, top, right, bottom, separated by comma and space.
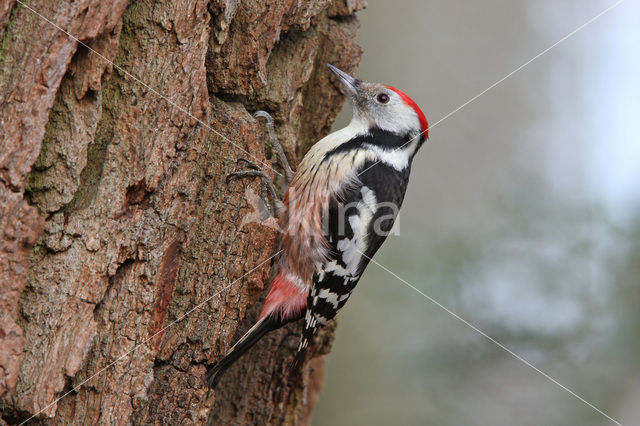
314, 0, 639, 424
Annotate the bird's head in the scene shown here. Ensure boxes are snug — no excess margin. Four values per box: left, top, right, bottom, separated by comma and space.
328, 64, 428, 140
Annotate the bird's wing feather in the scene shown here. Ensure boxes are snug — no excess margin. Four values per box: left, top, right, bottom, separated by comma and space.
297, 160, 411, 355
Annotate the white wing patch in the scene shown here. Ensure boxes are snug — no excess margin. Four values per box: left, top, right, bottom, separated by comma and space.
363, 140, 418, 171
315, 288, 351, 309
300, 187, 380, 355
334, 186, 377, 276
322, 259, 349, 278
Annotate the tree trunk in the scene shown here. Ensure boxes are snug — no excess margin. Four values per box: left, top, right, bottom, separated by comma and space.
0, 0, 365, 423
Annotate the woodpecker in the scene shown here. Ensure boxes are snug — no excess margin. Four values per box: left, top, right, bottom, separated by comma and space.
205, 64, 428, 388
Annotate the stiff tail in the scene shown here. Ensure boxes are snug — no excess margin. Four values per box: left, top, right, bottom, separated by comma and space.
205, 272, 307, 389
205, 315, 280, 389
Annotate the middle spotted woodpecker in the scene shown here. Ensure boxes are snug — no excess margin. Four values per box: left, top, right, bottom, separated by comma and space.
205, 64, 428, 388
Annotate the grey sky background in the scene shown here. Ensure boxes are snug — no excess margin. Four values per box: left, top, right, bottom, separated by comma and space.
315, 1, 639, 424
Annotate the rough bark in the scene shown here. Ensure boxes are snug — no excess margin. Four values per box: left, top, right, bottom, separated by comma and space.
0, 0, 365, 424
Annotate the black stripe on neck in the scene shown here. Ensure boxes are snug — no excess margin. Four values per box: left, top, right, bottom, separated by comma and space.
325, 128, 417, 158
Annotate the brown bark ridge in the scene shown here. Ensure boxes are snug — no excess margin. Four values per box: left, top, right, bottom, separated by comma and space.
0, 0, 366, 423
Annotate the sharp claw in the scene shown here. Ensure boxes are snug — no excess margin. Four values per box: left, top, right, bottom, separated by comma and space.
225, 173, 238, 184
236, 158, 260, 170
226, 169, 269, 184
253, 110, 274, 125
253, 111, 278, 147
225, 166, 283, 216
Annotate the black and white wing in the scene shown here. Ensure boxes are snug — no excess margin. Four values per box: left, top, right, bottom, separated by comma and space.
297, 161, 411, 355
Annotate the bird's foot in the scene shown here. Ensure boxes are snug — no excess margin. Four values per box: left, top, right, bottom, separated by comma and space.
226, 158, 284, 217
253, 110, 294, 184
227, 110, 294, 217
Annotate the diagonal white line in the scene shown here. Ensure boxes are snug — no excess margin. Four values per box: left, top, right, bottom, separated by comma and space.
356, 0, 624, 178
18, 250, 283, 425
428, 0, 624, 129
254, 0, 627, 236
357, 249, 623, 426
14, 0, 283, 178
13, 3, 287, 423
13, 0, 626, 425
13, 3, 287, 424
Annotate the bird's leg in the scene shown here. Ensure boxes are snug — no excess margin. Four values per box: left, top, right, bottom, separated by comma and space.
226, 159, 284, 217
226, 111, 292, 217
253, 110, 294, 184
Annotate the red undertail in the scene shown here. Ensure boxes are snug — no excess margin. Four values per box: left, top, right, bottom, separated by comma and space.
259, 272, 307, 322
205, 272, 307, 389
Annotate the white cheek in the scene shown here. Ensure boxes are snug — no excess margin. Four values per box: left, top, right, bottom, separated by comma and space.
375, 103, 420, 135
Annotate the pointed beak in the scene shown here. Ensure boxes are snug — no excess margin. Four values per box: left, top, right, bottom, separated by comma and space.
327, 64, 358, 95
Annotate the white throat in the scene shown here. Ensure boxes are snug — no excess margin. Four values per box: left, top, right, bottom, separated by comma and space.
363, 139, 418, 171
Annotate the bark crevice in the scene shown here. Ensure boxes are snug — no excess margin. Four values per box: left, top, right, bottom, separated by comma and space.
0, 0, 365, 423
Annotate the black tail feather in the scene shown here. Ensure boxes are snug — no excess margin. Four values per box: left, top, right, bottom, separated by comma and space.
205, 315, 280, 389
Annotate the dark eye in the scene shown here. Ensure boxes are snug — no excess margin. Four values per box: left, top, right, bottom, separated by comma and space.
377, 93, 390, 104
